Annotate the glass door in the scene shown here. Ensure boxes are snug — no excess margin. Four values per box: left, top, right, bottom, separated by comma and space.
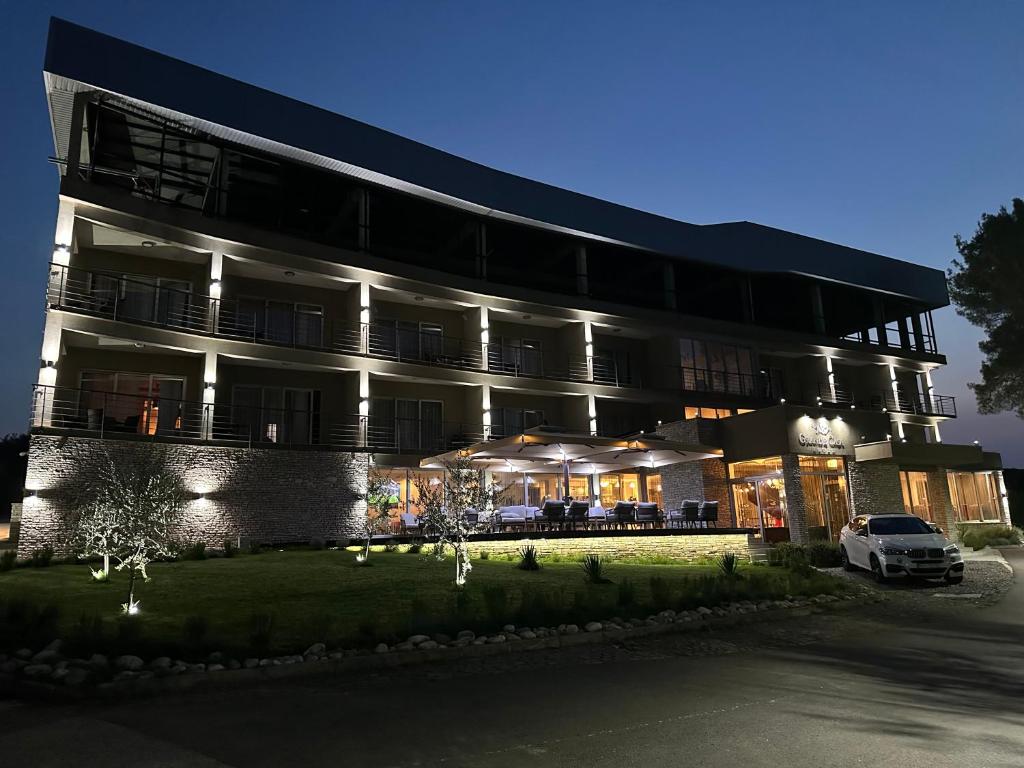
730, 476, 789, 542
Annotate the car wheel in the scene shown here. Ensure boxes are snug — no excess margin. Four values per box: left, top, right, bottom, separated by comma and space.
840, 546, 855, 571
870, 554, 887, 584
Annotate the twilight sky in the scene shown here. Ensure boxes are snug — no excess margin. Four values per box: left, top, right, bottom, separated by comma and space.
1, 1, 1022, 463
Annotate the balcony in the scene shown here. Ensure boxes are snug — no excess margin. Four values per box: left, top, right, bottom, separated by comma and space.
46, 264, 635, 387
30, 384, 489, 453
677, 365, 775, 401
812, 384, 957, 418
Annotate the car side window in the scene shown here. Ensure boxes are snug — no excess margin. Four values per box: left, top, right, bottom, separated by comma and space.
849, 516, 866, 533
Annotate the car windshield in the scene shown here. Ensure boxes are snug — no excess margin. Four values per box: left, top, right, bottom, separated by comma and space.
868, 516, 934, 535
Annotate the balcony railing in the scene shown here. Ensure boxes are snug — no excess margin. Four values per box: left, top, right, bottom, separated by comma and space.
29, 385, 492, 453
840, 312, 939, 355
812, 382, 956, 418
45, 263, 636, 387
678, 366, 775, 400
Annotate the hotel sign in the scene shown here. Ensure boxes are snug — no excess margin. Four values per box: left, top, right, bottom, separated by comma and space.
793, 416, 851, 456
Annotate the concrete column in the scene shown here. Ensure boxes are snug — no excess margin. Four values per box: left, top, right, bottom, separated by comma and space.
925, 469, 957, 539
481, 384, 492, 440
995, 471, 1012, 525
358, 282, 371, 354
201, 351, 218, 439
207, 251, 223, 333
358, 369, 370, 447
36, 199, 76, 426
910, 313, 925, 352
781, 453, 809, 544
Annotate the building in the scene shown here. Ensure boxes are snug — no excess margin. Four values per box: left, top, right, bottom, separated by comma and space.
16, 18, 1011, 555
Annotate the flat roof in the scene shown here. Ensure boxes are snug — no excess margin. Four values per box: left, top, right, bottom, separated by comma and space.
42, 17, 949, 307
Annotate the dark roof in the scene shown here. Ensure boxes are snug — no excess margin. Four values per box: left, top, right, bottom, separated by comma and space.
42, 17, 948, 307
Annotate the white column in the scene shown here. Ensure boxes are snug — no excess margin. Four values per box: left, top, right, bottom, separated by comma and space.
481, 383, 492, 440
359, 282, 371, 354
201, 351, 218, 439
583, 320, 594, 382
825, 356, 837, 403
36, 200, 76, 426
587, 394, 597, 436
207, 251, 223, 333
358, 368, 370, 447
479, 306, 490, 372
888, 364, 905, 441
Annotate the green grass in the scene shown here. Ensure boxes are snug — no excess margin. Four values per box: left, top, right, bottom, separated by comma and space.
0, 549, 847, 658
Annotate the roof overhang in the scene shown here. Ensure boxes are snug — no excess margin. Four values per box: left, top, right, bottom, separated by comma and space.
853, 441, 1002, 471
420, 429, 722, 474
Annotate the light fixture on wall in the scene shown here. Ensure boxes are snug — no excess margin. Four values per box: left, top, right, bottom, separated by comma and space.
205, 381, 216, 390
141, 240, 156, 248
284, 270, 295, 277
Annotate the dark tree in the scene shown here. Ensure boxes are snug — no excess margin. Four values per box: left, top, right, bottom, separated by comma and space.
0, 433, 30, 520
949, 198, 1024, 417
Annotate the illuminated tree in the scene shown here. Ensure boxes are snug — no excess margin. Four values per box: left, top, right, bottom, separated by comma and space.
358, 467, 400, 563
416, 455, 507, 586
74, 447, 187, 613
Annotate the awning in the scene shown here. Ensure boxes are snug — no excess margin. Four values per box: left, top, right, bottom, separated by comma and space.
419, 428, 722, 475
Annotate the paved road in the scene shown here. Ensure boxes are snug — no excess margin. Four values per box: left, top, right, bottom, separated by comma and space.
3, 555, 1023, 767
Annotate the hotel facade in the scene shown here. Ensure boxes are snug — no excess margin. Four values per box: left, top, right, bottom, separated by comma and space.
16, 19, 1010, 554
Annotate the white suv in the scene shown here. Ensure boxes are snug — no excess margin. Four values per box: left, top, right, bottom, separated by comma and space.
839, 514, 964, 584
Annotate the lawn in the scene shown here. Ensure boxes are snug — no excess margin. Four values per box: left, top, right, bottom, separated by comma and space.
0, 548, 847, 658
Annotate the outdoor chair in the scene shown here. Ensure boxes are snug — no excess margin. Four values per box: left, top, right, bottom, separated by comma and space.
464, 508, 479, 526
698, 501, 719, 528
496, 505, 528, 531
587, 506, 607, 528
682, 500, 701, 528
541, 500, 566, 530
399, 513, 422, 534
611, 501, 636, 529
636, 502, 660, 528
567, 501, 590, 530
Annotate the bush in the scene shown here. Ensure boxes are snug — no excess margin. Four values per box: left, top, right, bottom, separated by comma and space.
309, 536, 326, 551
29, 546, 54, 568
383, 541, 399, 553
182, 541, 207, 560
648, 576, 672, 611
581, 554, 611, 584
0, 550, 16, 572
222, 539, 237, 558
958, 524, 1023, 550
247, 540, 263, 555
718, 552, 741, 577
482, 584, 509, 626
805, 543, 842, 567
517, 544, 541, 571
478, 549, 490, 560
248, 612, 275, 655
616, 578, 636, 608
406, 542, 423, 555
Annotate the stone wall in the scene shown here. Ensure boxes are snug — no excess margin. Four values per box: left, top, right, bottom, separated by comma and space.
925, 469, 958, 540
781, 453, 809, 544
18, 435, 369, 555
464, 532, 753, 561
847, 460, 904, 517
654, 420, 733, 524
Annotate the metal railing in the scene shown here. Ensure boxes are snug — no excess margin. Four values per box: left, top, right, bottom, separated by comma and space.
809, 381, 956, 417
840, 312, 939, 355
46, 263, 636, 387
678, 366, 773, 400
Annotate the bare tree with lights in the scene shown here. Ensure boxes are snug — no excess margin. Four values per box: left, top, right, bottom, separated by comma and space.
74, 447, 188, 614
415, 454, 507, 586
357, 465, 401, 563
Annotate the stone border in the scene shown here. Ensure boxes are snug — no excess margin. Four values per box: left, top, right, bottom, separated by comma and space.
1, 591, 875, 703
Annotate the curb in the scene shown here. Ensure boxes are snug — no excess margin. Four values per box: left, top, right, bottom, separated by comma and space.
1, 594, 875, 704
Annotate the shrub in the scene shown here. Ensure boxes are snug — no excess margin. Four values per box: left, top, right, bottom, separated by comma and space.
0, 550, 16, 572
182, 541, 207, 560
407, 542, 423, 555
309, 536, 326, 551
805, 542, 842, 567
517, 588, 560, 627
183, 614, 209, 649
581, 554, 611, 584
29, 546, 54, 568
383, 540, 399, 553
478, 549, 490, 560
718, 552, 741, 577
517, 544, 541, 571
959, 524, 1023, 550
222, 539, 237, 558
247, 539, 263, 555
248, 612, 275, 655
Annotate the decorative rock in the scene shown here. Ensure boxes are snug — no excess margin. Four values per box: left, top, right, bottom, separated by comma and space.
304, 643, 326, 657
519, 630, 537, 639
207, 663, 225, 672
487, 634, 506, 644
171, 664, 188, 674
150, 657, 172, 670
15, 648, 33, 660
259, 658, 274, 667
50, 668, 70, 683
244, 658, 260, 668
114, 670, 138, 681
64, 667, 92, 687
328, 651, 344, 661
395, 641, 415, 652
456, 630, 475, 641
189, 663, 207, 672
584, 621, 603, 633
432, 633, 452, 645
32, 649, 62, 665
696, 606, 712, 615
418, 640, 439, 650
506, 633, 522, 641
374, 643, 390, 654
502, 624, 516, 633
207, 651, 226, 665
24, 663, 54, 678
564, 624, 579, 634
0, 660, 21, 674
406, 634, 430, 645
472, 637, 487, 645
114, 655, 144, 671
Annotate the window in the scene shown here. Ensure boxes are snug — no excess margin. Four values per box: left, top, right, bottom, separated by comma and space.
680, 338, 756, 396
900, 471, 932, 518
232, 386, 319, 445
947, 472, 1002, 522
227, 297, 324, 347
490, 407, 545, 437
728, 457, 784, 479
80, 371, 187, 436
684, 406, 734, 420
369, 398, 444, 452
599, 472, 640, 507
799, 456, 850, 541
488, 337, 543, 376
371, 320, 445, 362
526, 474, 560, 508
645, 474, 663, 509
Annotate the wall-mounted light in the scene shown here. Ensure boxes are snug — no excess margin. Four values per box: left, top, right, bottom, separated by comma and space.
204, 381, 216, 390
850, 404, 856, 410
779, 398, 786, 404
141, 240, 156, 248
40, 360, 57, 370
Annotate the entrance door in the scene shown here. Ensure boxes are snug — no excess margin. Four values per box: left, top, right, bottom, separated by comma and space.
730, 477, 789, 542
